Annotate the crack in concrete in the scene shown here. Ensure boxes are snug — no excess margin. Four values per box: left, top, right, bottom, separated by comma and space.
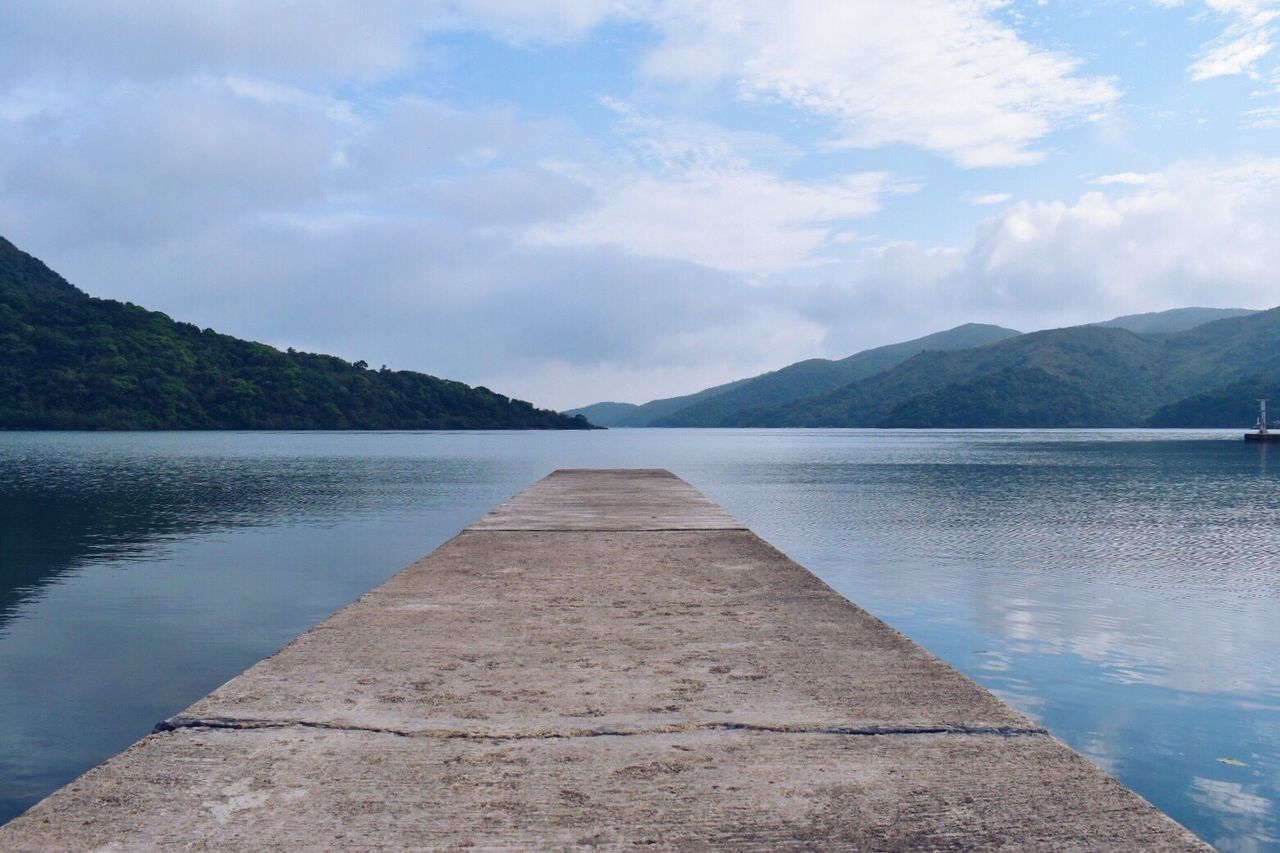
154, 715, 1048, 741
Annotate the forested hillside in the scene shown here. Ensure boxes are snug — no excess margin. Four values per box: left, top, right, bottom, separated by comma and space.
567, 323, 1020, 427
570, 307, 1276, 429
650, 324, 1021, 427
0, 237, 592, 430
736, 310, 1280, 428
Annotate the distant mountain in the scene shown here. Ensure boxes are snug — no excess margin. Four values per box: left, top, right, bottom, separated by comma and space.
651, 323, 1021, 427
736, 309, 1280, 428
567, 323, 1021, 428
1147, 374, 1280, 427
0, 236, 593, 430
565, 376, 754, 427
562, 401, 639, 428
1095, 306, 1258, 335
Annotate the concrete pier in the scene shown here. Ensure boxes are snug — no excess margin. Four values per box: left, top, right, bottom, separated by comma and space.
0, 469, 1205, 850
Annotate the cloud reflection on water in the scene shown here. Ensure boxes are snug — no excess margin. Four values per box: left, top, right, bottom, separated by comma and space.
1, 429, 1277, 846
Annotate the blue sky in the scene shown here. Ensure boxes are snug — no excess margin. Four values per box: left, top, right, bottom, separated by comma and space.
1, 1, 1278, 408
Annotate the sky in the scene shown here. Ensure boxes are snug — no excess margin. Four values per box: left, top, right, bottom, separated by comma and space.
1, 1, 1279, 410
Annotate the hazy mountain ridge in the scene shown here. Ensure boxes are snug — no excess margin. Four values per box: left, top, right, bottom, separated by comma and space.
567, 323, 1022, 427
572, 306, 1277, 429
564, 376, 753, 427
649, 323, 1022, 427
761, 325, 1168, 427
1095, 307, 1258, 335
0, 237, 592, 430
743, 310, 1280, 427
564, 401, 639, 427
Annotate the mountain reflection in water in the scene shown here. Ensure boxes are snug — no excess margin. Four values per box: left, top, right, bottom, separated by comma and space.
0, 429, 1276, 850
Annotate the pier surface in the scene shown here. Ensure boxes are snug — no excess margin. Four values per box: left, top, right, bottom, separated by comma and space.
0, 469, 1205, 850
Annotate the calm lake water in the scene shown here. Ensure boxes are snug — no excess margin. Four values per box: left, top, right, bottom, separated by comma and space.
1, 429, 1277, 848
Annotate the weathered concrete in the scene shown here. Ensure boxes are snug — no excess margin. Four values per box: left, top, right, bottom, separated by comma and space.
468, 468, 744, 531
0, 469, 1207, 850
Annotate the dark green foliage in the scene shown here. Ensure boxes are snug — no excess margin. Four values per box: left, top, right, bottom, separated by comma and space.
0, 236, 593, 431
569, 322, 1022, 428
650, 323, 1021, 427
653, 359, 867, 428
881, 367, 1125, 427
572, 307, 1278, 429
733, 309, 1280, 428
1147, 374, 1280, 427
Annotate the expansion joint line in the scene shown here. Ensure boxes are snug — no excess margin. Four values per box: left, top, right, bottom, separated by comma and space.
154, 716, 1048, 741
463, 528, 751, 533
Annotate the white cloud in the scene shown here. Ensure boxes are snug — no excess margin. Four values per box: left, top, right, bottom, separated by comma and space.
638, 0, 1119, 167
1191, 26, 1275, 80
518, 106, 906, 274
1, 2, 1276, 411
0, 71, 836, 407
0, 78, 336, 244
0, 2, 428, 82
1243, 103, 1280, 125
510, 305, 827, 407
0, 1, 1117, 169
876, 158, 1280, 329
0, 14, 872, 408
0, 1, 638, 84
442, 0, 636, 43
1158, 0, 1280, 87
727, 157, 1280, 365
8, 120, 1280, 409
337, 96, 576, 195
17, 214, 821, 409
985, 160, 1280, 296
527, 164, 895, 275
1091, 171, 1164, 185
1190, 777, 1272, 818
